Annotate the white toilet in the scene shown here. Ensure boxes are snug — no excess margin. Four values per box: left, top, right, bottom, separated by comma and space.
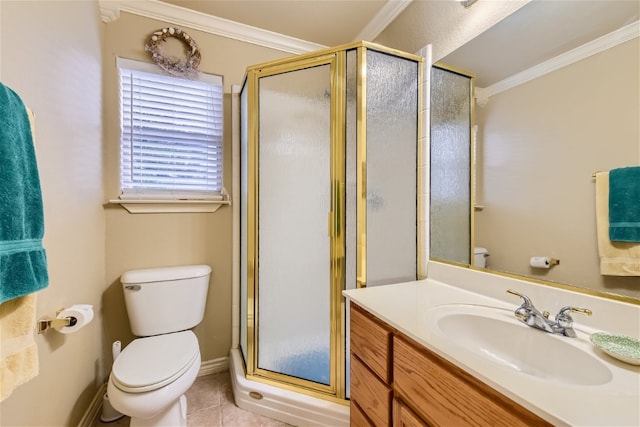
107, 265, 211, 427
474, 247, 490, 268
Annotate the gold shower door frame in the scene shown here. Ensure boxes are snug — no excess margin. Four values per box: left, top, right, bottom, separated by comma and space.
243, 42, 423, 403
245, 50, 347, 401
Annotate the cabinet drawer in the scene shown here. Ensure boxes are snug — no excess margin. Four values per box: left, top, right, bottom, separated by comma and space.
393, 398, 429, 427
350, 304, 393, 382
351, 400, 375, 427
351, 353, 392, 426
393, 335, 551, 427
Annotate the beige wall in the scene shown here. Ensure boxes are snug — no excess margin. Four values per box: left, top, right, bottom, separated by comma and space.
475, 38, 640, 298
0, 1, 105, 425
102, 13, 288, 361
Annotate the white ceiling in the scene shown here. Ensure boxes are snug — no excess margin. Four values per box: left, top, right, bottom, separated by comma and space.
159, 0, 403, 47
440, 0, 640, 87
140, 0, 638, 89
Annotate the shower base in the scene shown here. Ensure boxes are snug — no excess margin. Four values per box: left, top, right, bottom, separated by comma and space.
229, 349, 349, 426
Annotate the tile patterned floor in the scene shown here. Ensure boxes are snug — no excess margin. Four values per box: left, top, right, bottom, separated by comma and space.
95, 371, 291, 427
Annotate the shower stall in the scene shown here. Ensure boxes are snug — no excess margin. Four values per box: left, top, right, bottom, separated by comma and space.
231, 42, 423, 426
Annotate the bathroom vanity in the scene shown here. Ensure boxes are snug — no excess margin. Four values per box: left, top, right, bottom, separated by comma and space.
344, 262, 640, 426
350, 303, 549, 426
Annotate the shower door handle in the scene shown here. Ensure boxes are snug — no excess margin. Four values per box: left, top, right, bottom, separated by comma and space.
328, 212, 333, 237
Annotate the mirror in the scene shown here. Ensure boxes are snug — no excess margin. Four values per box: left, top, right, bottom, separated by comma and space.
431, 0, 639, 300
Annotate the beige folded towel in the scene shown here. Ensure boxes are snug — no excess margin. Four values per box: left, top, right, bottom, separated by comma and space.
0, 107, 41, 402
0, 294, 39, 401
596, 172, 640, 276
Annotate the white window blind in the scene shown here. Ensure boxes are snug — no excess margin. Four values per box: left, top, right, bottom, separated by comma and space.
118, 57, 224, 200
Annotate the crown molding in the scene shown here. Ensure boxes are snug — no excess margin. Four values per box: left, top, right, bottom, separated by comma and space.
99, 0, 326, 54
99, 0, 120, 23
480, 20, 639, 99
355, 0, 413, 42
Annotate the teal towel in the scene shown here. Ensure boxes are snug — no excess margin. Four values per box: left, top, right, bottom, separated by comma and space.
609, 166, 640, 243
0, 82, 48, 304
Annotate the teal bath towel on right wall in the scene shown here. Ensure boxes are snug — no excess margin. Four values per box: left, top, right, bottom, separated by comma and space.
609, 166, 640, 243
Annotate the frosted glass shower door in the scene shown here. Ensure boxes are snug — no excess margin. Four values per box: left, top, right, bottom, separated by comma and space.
257, 64, 332, 385
430, 66, 472, 264
364, 50, 418, 287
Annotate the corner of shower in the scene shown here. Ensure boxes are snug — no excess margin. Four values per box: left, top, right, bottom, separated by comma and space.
231, 42, 423, 426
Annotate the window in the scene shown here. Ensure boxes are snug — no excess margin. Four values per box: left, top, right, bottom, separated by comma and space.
117, 58, 224, 204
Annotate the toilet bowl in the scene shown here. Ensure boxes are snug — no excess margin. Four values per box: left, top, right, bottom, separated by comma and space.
107, 265, 211, 427
107, 331, 200, 426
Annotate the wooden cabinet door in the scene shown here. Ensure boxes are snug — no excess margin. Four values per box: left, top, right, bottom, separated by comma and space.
393, 335, 551, 427
393, 398, 429, 427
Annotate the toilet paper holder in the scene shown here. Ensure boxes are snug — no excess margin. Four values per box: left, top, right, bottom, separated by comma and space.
37, 311, 77, 334
529, 256, 560, 269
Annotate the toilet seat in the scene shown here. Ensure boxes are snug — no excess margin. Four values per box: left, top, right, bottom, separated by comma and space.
112, 331, 199, 393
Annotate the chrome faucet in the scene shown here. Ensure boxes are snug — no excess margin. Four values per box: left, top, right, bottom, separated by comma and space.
507, 289, 592, 338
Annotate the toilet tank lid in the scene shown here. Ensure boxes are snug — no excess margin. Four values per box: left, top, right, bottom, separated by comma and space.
121, 265, 211, 284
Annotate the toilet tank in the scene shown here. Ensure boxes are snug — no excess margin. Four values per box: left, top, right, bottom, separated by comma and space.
474, 247, 489, 268
121, 265, 211, 337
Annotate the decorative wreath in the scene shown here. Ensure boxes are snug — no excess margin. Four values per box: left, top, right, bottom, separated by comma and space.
145, 27, 201, 78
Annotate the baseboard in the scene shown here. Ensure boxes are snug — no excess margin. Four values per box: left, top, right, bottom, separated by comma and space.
198, 356, 230, 376
77, 383, 107, 427
80, 356, 229, 427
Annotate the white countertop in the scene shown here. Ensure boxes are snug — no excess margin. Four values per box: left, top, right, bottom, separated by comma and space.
343, 272, 640, 426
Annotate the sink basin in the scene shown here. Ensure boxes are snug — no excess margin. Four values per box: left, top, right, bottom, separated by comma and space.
426, 304, 613, 386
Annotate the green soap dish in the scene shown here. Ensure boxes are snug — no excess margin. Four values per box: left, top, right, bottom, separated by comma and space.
590, 333, 640, 366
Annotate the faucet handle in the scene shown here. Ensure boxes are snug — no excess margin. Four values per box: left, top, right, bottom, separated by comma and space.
506, 289, 534, 309
555, 306, 592, 327
559, 306, 592, 316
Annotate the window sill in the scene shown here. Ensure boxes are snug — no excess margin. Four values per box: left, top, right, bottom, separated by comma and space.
108, 199, 231, 214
